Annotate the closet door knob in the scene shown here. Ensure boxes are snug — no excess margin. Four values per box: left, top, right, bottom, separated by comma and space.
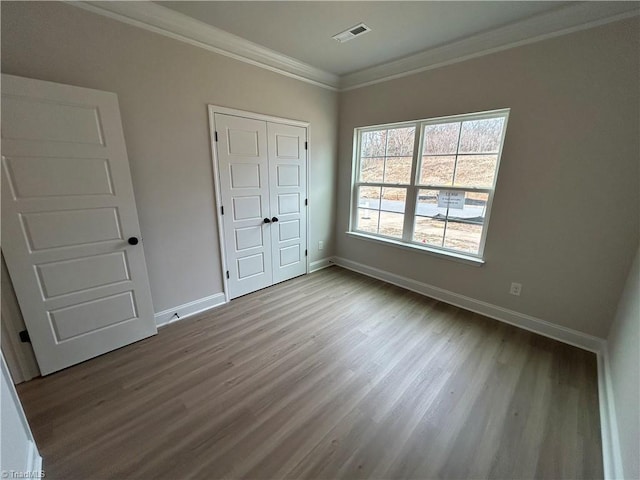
271, 217, 279, 223
263, 218, 271, 223
128, 237, 139, 245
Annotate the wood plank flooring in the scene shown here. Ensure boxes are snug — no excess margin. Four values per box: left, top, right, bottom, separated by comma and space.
17, 266, 603, 479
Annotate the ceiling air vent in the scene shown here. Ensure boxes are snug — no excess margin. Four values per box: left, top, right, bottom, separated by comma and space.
332, 23, 371, 43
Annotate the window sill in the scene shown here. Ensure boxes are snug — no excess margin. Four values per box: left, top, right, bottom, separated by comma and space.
345, 231, 485, 267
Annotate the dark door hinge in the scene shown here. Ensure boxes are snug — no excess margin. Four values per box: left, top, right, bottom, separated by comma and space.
221, 206, 224, 215
305, 198, 308, 206
304, 141, 308, 150
214, 131, 219, 142
19, 330, 30, 343
226, 270, 230, 279
305, 249, 308, 257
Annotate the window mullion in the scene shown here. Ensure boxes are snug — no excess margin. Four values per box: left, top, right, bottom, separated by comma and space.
451, 122, 463, 188
416, 185, 492, 193
440, 121, 465, 247
402, 122, 422, 242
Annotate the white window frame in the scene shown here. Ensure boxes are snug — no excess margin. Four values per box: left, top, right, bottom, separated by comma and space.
348, 108, 510, 264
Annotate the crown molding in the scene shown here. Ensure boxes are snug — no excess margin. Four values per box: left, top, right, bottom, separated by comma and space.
68, 1, 638, 93
340, 2, 640, 90
69, 1, 340, 91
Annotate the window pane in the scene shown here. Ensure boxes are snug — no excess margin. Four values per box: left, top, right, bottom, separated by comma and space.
446, 191, 488, 221
414, 216, 445, 246
384, 157, 412, 184
378, 211, 404, 238
442, 191, 489, 254
358, 186, 381, 210
360, 157, 384, 183
415, 189, 447, 218
420, 155, 455, 186
386, 127, 415, 156
444, 221, 483, 254
381, 187, 406, 213
361, 130, 387, 157
356, 208, 379, 234
413, 189, 446, 246
464, 191, 489, 221
423, 122, 461, 155
454, 154, 498, 188
458, 117, 505, 154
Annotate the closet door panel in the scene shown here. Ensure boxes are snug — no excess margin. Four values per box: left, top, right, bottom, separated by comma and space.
267, 123, 307, 284
215, 114, 273, 299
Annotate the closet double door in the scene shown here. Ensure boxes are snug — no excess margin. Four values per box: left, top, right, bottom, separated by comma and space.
214, 112, 307, 299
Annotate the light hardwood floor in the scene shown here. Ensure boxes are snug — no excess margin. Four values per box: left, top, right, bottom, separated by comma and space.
17, 266, 603, 479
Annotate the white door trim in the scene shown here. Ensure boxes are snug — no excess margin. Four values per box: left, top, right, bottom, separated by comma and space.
207, 105, 310, 301
209, 105, 310, 128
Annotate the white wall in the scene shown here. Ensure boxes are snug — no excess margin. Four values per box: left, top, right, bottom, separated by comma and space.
607, 246, 640, 480
336, 18, 639, 338
0, 354, 42, 476
1, 1, 338, 315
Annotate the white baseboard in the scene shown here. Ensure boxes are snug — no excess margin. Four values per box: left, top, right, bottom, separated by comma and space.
332, 256, 605, 353
155, 292, 226, 327
598, 344, 625, 480
309, 257, 334, 273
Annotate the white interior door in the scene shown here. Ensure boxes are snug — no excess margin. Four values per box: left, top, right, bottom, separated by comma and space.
215, 113, 273, 299
268, 123, 307, 284
1, 74, 157, 375
213, 111, 308, 300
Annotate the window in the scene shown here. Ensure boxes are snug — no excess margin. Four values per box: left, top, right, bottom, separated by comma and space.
350, 109, 509, 260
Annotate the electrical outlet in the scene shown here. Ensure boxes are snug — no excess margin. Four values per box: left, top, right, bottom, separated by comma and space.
509, 282, 522, 296
318, 241, 324, 251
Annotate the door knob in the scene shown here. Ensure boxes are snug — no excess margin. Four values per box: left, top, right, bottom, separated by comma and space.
271, 217, 279, 222
263, 218, 271, 223
128, 237, 139, 245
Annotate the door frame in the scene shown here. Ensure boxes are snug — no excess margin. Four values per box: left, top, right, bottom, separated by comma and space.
207, 105, 310, 302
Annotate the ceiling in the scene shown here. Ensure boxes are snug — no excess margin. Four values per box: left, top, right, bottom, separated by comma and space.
159, 1, 571, 76
79, 1, 639, 90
